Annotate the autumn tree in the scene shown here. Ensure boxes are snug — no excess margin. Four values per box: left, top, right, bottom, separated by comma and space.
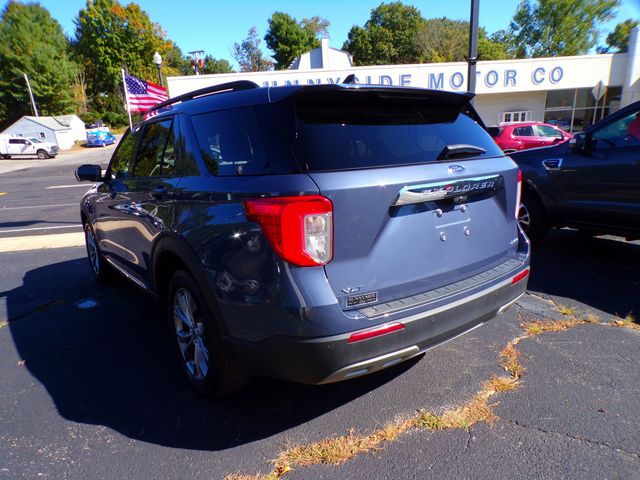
343, 2, 424, 65
0, 1, 77, 128
233, 27, 273, 72
506, 0, 619, 58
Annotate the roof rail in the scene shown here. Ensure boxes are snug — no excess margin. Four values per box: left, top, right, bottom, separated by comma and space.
146, 80, 260, 115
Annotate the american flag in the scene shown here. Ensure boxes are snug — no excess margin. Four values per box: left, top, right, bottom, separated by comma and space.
124, 74, 168, 113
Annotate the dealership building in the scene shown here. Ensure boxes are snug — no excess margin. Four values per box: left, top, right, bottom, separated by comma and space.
167, 29, 640, 132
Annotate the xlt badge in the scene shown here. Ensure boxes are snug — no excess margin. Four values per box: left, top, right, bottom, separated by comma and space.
346, 292, 378, 307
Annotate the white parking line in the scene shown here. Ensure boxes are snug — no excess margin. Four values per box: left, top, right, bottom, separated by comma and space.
0, 203, 77, 211
0, 225, 81, 234
0, 232, 85, 253
45, 184, 92, 189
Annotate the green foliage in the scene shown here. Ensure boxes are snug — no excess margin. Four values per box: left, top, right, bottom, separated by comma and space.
343, 2, 425, 65
603, 19, 638, 53
73, 0, 174, 95
0, 1, 77, 128
301, 16, 330, 40
202, 55, 234, 74
233, 26, 273, 72
265, 12, 325, 69
507, 0, 620, 58
416, 18, 507, 63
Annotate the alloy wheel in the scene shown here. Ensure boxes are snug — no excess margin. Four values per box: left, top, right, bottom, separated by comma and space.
173, 287, 210, 381
85, 225, 100, 275
517, 202, 531, 232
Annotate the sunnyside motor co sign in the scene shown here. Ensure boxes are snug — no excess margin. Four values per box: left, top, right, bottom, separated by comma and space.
167, 54, 621, 97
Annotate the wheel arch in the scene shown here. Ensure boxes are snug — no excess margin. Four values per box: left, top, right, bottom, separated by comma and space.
151, 234, 229, 335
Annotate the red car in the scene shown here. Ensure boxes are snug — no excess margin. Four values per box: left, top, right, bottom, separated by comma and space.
487, 122, 572, 154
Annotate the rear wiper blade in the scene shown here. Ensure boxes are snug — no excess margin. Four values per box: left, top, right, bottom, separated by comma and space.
437, 144, 486, 160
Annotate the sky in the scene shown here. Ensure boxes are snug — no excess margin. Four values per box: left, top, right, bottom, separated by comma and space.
6, 0, 640, 69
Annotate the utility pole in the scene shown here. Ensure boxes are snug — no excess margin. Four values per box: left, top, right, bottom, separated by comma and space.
188, 50, 205, 75
24, 73, 38, 117
466, 0, 480, 103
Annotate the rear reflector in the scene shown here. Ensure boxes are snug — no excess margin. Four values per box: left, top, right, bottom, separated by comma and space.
512, 269, 529, 284
348, 322, 405, 344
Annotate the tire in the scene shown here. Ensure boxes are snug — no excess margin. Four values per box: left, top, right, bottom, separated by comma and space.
518, 190, 549, 244
36, 149, 49, 159
167, 270, 250, 398
1, 154, 10, 159
84, 222, 114, 283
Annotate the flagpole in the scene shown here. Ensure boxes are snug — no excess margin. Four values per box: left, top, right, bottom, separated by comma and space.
121, 68, 133, 130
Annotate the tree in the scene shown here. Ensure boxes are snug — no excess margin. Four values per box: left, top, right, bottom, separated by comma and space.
506, 0, 619, 58
201, 55, 234, 74
0, 1, 77, 128
264, 12, 323, 69
342, 2, 425, 65
416, 18, 508, 63
73, 0, 176, 96
602, 18, 638, 53
301, 16, 330, 40
233, 27, 273, 72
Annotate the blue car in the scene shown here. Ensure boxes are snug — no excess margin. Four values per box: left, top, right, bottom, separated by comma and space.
75, 81, 530, 398
86, 130, 116, 147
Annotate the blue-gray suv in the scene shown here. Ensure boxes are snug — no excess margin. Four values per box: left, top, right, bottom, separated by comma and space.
76, 81, 530, 397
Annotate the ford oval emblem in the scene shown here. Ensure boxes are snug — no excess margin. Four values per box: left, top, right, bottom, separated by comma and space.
448, 165, 465, 174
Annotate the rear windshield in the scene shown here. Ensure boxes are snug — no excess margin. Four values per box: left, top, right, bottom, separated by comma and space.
293, 90, 503, 172
486, 127, 502, 137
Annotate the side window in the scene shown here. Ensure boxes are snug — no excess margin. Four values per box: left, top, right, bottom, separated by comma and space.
593, 111, 640, 149
191, 107, 268, 176
513, 126, 534, 137
536, 125, 562, 137
109, 129, 138, 179
131, 119, 175, 178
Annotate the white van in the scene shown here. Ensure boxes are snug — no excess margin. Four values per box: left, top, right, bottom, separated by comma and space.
0, 135, 59, 159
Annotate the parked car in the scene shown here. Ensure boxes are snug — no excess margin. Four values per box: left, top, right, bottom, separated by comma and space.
86, 130, 116, 147
511, 100, 640, 243
488, 122, 572, 154
0, 135, 58, 159
75, 81, 530, 397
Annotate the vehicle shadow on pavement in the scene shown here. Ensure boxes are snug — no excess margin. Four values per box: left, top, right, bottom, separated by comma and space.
5, 257, 413, 451
528, 229, 640, 317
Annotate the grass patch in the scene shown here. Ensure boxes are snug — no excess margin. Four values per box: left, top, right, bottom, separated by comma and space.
554, 304, 576, 316
521, 318, 581, 335
611, 313, 640, 331
499, 341, 524, 378
0, 320, 8, 330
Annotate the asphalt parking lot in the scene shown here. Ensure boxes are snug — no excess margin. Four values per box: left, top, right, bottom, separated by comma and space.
0, 229, 638, 479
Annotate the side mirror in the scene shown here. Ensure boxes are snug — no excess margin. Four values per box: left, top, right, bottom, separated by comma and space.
75, 164, 103, 182
569, 133, 591, 153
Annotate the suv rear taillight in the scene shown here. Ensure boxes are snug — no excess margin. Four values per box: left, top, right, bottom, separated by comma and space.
244, 196, 333, 267
515, 170, 522, 219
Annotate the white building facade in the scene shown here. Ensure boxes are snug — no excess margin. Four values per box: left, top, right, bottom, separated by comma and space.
167, 28, 640, 132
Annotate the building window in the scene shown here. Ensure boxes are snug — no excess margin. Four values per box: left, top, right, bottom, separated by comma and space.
544, 86, 622, 133
39, 132, 46, 139
501, 111, 531, 124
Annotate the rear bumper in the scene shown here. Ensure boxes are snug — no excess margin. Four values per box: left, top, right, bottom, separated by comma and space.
224, 268, 528, 384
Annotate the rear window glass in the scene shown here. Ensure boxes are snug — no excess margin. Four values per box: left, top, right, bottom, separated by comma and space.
292, 90, 502, 171
487, 127, 502, 137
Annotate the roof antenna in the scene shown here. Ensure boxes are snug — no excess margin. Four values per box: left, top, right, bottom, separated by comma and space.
342, 74, 357, 84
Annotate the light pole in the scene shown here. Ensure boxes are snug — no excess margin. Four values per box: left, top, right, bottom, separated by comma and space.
153, 51, 163, 87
